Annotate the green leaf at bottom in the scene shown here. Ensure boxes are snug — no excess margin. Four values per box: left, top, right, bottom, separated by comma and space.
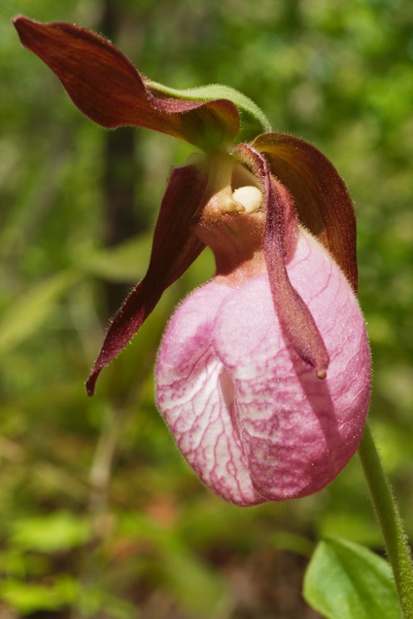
303, 537, 402, 619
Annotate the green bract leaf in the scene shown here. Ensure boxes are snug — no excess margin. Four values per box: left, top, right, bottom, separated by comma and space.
147, 80, 272, 142
303, 538, 402, 619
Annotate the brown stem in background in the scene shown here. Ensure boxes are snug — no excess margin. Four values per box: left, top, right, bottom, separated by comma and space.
100, 0, 147, 317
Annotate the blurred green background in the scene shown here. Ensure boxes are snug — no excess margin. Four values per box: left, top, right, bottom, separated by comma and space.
1, 0, 413, 617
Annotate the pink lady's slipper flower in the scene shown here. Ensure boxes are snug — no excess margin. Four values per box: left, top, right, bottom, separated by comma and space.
14, 16, 371, 505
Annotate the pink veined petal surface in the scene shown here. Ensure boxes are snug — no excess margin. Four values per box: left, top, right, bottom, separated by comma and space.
156, 229, 371, 505
156, 283, 264, 506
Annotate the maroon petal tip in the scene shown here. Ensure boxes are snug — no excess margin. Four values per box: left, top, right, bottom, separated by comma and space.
85, 371, 99, 397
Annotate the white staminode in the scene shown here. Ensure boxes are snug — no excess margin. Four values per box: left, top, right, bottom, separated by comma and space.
233, 186, 262, 213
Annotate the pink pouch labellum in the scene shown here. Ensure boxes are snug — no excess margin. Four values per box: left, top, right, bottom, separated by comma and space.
156, 282, 264, 506
156, 230, 371, 505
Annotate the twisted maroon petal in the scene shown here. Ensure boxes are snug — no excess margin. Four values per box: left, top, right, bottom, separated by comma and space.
252, 132, 358, 292
236, 144, 329, 378
86, 164, 207, 395
13, 16, 240, 150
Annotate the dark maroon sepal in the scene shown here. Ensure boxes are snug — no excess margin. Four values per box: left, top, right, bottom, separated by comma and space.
13, 16, 240, 151
86, 164, 207, 395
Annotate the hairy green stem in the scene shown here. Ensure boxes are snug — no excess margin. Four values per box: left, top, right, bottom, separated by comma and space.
358, 423, 413, 618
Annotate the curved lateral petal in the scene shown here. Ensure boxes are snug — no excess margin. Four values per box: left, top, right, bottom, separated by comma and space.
252, 132, 358, 292
86, 164, 207, 395
236, 143, 329, 379
265, 177, 330, 378
13, 16, 240, 151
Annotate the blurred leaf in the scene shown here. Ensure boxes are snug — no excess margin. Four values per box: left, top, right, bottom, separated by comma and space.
118, 511, 228, 616
318, 509, 382, 548
162, 549, 228, 617
270, 530, 315, 558
78, 233, 152, 283
10, 511, 92, 553
0, 550, 26, 578
0, 271, 80, 354
0, 576, 76, 614
303, 537, 401, 619
75, 583, 136, 619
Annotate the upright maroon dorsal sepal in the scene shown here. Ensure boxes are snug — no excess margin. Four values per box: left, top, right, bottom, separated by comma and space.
13, 16, 240, 151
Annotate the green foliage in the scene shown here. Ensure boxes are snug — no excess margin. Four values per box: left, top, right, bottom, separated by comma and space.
78, 233, 153, 283
0, 271, 80, 354
0, 577, 76, 615
1, 0, 413, 616
117, 511, 228, 616
304, 538, 402, 619
9, 511, 92, 553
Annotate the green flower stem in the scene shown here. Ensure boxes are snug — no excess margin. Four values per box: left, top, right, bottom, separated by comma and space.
358, 423, 413, 618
